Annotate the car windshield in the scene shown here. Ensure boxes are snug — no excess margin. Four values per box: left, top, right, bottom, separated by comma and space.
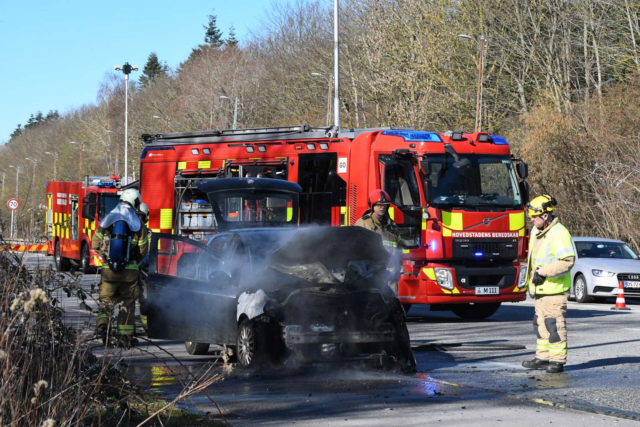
426, 154, 522, 209
575, 241, 639, 260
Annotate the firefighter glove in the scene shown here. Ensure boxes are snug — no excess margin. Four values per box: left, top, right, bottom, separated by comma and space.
532, 269, 546, 286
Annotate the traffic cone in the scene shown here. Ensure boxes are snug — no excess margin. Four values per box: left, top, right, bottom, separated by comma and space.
611, 280, 631, 311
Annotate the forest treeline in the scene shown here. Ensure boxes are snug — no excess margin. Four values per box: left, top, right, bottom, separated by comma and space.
1, 0, 639, 249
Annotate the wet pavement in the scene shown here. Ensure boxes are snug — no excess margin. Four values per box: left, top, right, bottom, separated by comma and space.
19, 252, 640, 425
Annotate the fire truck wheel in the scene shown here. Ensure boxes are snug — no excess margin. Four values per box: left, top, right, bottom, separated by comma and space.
184, 341, 210, 355
81, 244, 92, 274
55, 241, 71, 272
451, 302, 501, 320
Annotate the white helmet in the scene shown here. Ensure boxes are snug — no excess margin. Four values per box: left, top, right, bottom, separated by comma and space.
120, 188, 142, 210
138, 202, 149, 221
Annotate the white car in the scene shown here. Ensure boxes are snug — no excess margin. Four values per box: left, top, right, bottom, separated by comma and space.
570, 237, 640, 303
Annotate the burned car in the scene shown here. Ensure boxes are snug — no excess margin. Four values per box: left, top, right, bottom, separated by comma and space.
146, 178, 416, 371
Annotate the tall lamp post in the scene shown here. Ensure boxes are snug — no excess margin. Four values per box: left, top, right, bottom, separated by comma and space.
153, 115, 171, 132
458, 34, 486, 132
70, 141, 84, 182
114, 62, 138, 185
219, 96, 238, 130
44, 152, 58, 181
311, 72, 333, 126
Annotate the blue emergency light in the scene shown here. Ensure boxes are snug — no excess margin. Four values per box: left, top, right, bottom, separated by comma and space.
489, 135, 509, 145
381, 130, 442, 142
475, 252, 483, 257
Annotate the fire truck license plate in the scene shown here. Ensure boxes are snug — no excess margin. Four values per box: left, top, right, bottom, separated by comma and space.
475, 287, 499, 295
625, 281, 640, 289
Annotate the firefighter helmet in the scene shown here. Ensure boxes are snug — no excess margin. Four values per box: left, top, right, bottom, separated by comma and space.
527, 194, 557, 217
138, 202, 149, 221
120, 188, 142, 210
368, 189, 391, 207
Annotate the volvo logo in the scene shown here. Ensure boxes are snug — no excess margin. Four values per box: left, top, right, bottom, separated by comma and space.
483, 217, 491, 226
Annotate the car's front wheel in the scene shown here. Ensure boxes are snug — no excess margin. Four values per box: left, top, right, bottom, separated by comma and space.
574, 274, 592, 303
236, 319, 267, 368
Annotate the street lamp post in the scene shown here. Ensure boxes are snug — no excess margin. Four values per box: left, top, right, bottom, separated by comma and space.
219, 96, 238, 130
153, 115, 171, 132
114, 62, 139, 185
70, 141, 85, 181
458, 34, 486, 132
311, 72, 334, 126
44, 152, 58, 181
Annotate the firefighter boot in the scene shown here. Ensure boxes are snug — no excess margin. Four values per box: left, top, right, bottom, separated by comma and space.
546, 362, 564, 373
116, 335, 139, 349
522, 358, 549, 370
96, 324, 108, 345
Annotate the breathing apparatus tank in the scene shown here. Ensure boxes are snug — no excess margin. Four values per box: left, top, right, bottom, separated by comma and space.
108, 220, 132, 271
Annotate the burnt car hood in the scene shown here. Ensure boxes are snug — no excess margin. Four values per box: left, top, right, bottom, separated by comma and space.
238, 226, 399, 322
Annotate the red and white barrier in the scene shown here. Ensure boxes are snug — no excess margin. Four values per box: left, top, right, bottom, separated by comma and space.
0, 244, 49, 253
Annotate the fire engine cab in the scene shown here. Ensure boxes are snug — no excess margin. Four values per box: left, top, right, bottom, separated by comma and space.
46, 176, 122, 273
139, 125, 530, 319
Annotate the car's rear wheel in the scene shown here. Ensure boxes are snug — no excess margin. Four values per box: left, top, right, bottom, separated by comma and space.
574, 274, 592, 303
451, 302, 501, 320
236, 319, 267, 368
185, 341, 210, 355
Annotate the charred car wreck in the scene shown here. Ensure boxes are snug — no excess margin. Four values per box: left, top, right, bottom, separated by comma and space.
146, 178, 416, 371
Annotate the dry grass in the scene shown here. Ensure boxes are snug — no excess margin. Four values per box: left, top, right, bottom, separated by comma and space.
0, 242, 229, 426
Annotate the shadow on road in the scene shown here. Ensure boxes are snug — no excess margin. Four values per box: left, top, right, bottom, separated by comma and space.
565, 356, 640, 372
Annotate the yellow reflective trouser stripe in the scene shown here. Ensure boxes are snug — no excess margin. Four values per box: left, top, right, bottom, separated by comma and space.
139, 237, 149, 245
118, 325, 135, 335
101, 265, 140, 270
141, 315, 148, 326
382, 240, 397, 247
549, 342, 567, 354
537, 339, 549, 351
96, 313, 109, 320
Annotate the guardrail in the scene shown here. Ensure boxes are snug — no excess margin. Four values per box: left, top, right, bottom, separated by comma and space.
0, 244, 49, 253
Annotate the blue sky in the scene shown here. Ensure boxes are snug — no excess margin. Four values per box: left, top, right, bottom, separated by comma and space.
0, 0, 271, 142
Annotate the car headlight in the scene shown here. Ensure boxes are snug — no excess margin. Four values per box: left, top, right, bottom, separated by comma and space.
434, 268, 454, 290
518, 265, 528, 288
592, 269, 616, 277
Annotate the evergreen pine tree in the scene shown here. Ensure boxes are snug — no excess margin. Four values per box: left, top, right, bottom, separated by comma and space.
226, 25, 239, 49
204, 12, 223, 48
140, 52, 167, 87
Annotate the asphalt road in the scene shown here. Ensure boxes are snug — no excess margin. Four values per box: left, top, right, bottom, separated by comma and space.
19, 252, 640, 426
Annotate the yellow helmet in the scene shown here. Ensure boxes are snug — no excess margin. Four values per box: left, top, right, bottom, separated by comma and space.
527, 194, 557, 217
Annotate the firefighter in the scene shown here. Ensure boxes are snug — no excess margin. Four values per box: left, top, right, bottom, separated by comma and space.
355, 189, 403, 294
92, 189, 149, 347
136, 203, 151, 332
522, 194, 575, 374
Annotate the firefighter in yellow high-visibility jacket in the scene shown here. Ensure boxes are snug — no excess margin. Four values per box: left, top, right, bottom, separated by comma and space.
522, 194, 575, 374
91, 189, 149, 347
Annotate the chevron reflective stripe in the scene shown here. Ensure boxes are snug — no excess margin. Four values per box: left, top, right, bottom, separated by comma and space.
117, 325, 135, 335
93, 255, 103, 266
537, 339, 549, 351
549, 342, 567, 354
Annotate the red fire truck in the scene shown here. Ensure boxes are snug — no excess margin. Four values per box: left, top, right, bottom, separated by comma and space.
138, 125, 530, 319
46, 176, 122, 273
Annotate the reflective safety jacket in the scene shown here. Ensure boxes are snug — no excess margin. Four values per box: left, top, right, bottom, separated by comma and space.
526, 218, 575, 295
355, 212, 403, 278
92, 225, 149, 282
